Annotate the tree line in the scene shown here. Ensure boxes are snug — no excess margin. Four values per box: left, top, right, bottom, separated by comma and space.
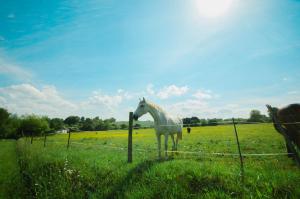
0, 107, 272, 139
0, 107, 126, 139
182, 109, 271, 126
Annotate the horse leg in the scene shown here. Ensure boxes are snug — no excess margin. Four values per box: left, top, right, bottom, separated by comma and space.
170, 134, 176, 157
285, 138, 293, 158
171, 134, 176, 151
164, 134, 169, 159
157, 134, 161, 159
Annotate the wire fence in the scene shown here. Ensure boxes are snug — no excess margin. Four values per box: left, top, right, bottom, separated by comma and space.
24, 118, 299, 168
21, 107, 300, 188
159, 121, 300, 127
24, 115, 299, 185
26, 120, 300, 153
34, 138, 293, 158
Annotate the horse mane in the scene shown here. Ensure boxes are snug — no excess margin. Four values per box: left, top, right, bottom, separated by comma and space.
146, 101, 166, 113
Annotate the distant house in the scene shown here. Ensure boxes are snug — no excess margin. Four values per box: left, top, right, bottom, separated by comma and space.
56, 129, 68, 134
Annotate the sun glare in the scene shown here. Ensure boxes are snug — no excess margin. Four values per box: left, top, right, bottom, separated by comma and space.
196, 0, 234, 18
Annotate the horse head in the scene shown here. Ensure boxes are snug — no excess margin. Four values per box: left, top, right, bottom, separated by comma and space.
133, 97, 147, 121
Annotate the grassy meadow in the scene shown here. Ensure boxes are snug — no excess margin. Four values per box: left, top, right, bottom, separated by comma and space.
2, 123, 300, 198
0, 140, 23, 198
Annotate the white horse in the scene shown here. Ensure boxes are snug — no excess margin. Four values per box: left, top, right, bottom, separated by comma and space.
133, 98, 182, 158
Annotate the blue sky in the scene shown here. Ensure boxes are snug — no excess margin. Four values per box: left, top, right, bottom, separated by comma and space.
0, 0, 299, 120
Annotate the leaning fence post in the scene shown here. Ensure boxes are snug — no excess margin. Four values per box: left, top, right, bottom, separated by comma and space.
128, 112, 133, 163
232, 118, 244, 182
67, 130, 71, 149
43, 131, 47, 147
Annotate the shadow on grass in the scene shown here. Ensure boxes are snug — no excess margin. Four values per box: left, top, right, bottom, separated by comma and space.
106, 158, 172, 199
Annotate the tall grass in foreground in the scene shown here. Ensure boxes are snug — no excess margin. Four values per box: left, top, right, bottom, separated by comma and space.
15, 124, 300, 198
0, 140, 23, 198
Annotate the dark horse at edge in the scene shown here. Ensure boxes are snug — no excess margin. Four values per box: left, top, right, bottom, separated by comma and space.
268, 104, 300, 157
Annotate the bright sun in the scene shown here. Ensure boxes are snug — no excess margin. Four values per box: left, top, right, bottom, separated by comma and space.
196, 0, 234, 18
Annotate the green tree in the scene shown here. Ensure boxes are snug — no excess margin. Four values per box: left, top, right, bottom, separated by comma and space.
0, 108, 9, 125
200, 119, 207, 126
183, 117, 201, 126
105, 118, 116, 123
110, 123, 118, 130
248, 110, 269, 122
0, 108, 21, 139
120, 124, 128, 129
82, 118, 95, 131
50, 118, 65, 131
207, 118, 218, 126
5, 115, 21, 138
102, 121, 112, 130
64, 116, 80, 126
20, 115, 50, 136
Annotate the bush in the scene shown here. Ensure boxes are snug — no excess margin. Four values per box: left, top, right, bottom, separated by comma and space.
0, 108, 21, 139
20, 115, 50, 136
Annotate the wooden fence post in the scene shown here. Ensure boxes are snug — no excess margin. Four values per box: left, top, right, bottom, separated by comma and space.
67, 130, 71, 149
30, 132, 33, 144
128, 112, 133, 163
232, 118, 244, 182
43, 131, 47, 147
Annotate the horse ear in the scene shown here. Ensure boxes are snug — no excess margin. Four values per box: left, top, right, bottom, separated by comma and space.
142, 97, 145, 102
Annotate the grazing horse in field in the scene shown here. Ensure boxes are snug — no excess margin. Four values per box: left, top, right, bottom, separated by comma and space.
133, 98, 182, 159
277, 104, 300, 154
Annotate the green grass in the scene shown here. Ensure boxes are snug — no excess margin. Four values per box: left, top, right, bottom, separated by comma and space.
11, 124, 300, 198
0, 140, 23, 198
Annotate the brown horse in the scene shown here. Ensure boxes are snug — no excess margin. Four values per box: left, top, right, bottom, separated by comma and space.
276, 104, 300, 154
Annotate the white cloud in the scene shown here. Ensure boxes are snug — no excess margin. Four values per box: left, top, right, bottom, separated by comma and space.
84, 91, 125, 110
166, 99, 242, 119
0, 84, 77, 117
79, 90, 134, 119
3, 83, 297, 121
287, 91, 298, 95
192, 90, 212, 100
146, 84, 155, 95
145, 84, 190, 99
0, 84, 136, 119
163, 89, 218, 118
156, 85, 189, 99
117, 89, 133, 100
0, 57, 33, 81
167, 99, 207, 116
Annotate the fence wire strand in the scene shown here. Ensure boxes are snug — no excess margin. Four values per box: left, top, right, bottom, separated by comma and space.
42, 140, 294, 158
158, 121, 300, 127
